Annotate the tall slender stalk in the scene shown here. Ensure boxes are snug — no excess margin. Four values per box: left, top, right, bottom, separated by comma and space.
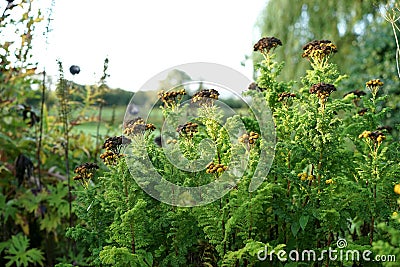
56, 61, 72, 227
94, 103, 103, 161
36, 70, 46, 186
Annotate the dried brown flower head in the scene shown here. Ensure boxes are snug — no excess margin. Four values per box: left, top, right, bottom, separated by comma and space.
253, 37, 282, 55
73, 162, 99, 188
192, 89, 219, 106
248, 82, 267, 92
278, 92, 296, 102
176, 121, 199, 138
102, 136, 131, 154
73, 162, 99, 181
309, 83, 336, 100
158, 89, 186, 108
100, 136, 131, 165
123, 117, 156, 136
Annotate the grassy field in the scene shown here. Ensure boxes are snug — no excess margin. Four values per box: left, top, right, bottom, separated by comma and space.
70, 105, 164, 137
66, 104, 247, 139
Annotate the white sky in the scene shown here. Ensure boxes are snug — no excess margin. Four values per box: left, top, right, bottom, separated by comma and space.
34, 0, 267, 91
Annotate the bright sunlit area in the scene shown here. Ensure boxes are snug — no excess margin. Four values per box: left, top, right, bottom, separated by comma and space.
37, 0, 267, 91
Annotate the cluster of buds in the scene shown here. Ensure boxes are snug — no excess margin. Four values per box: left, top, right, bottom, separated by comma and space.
278, 92, 296, 102
365, 79, 384, 98
100, 136, 131, 165
123, 117, 156, 136
176, 121, 198, 138
302, 40, 337, 65
309, 83, 336, 103
192, 89, 219, 106
158, 89, 186, 108
298, 172, 315, 182
206, 162, 228, 174
166, 139, 178, 144
253, 36, 282, 57
73, 162, 99, 187
248, 82, 267, 92
325, 179, 334, 185
238, 131, 259, 145
358, 130, 386, 144
100, 150, 122, 165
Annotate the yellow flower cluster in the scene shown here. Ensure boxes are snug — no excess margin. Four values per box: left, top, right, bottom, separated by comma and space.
176, 121, 198, 138
302, 40, 337, 63
365, 79, 383, 98
191, 89, 219, 106
394, 184, 400, 195
298, 172, 315, 181
325, 179, 334, 185
73, 162, 99, 181
158, 89, 186, 108
238, 131, 259, 145
206, 162, 228, 174
123, 117, 156, 136
366, 79, 384, 88
278, 92, 296, 102
100, 150, 123, 165
100, 136, 130, 165
358, 130, 386, 144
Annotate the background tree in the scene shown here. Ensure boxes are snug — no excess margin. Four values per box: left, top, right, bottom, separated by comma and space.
256, 0, 400, 135
255, 0, 388, 82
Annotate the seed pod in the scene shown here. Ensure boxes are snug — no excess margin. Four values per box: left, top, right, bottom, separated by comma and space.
69, 65, 80, 75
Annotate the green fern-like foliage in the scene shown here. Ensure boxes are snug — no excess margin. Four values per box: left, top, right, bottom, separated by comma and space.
67, 37, 400, 267
0, 233, 44, 267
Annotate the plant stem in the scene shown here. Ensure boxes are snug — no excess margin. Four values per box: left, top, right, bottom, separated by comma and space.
36, 70, 46, 187
94, 103, 103, 161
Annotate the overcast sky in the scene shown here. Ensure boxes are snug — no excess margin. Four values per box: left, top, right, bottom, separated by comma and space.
34, 0, 267, 91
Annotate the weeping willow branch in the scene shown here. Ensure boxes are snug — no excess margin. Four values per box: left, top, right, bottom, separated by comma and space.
383, 2, 400, 78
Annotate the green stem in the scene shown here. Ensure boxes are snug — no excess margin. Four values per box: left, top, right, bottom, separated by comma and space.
94, 103, 103, 161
